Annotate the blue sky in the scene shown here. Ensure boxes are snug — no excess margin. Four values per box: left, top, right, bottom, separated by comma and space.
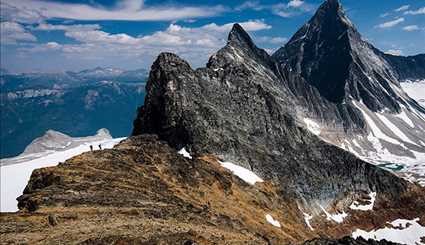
1, 0, 424, 73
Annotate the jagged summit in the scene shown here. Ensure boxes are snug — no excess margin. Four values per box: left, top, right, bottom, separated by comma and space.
227, 23, 256, 49
321, 0, 342, 11
133, 19, 409, 207
207, 23, 274, 70
272, 0, 408, 113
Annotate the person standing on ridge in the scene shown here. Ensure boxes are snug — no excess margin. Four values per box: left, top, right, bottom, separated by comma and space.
90, 145, 93, 151
98, 144, 102, 150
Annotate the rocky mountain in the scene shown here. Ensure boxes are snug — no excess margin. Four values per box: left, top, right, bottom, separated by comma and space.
0, 68, 147, 158
271, 0, 425, 185
1, 135, 423, 244
1, 0, 425, 244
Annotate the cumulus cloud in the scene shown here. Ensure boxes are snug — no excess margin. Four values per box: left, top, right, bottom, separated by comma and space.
20, 20, 277, 68
404, 7, 425, 15
375, 17, 405, 29
0, 0, 226, 23
287, 0, 305, 8
0, 21, 37, 44
402, 25, 420, 32
235, 1, 265, 11
394, 5, 410, 12
235, 0, 313, 18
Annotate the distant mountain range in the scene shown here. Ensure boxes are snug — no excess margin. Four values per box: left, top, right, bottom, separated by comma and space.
0, 67, 147, 158
1, 1, 425, 244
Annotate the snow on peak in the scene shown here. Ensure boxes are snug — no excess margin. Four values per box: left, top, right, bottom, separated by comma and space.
218, 160, 263, 185
265, 214, 281, 228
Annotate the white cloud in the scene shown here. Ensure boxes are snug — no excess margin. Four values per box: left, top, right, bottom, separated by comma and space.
202, 20, 271, 33
288, 0, 304, 8
375, 17, 405, 29
235, 1, 265, 11
256, 36, 288, 45
0, 21, 37, 44
394, 5, 410, 12
235, 0, 313, 18
19, 20, 274, 68
34, 23, 101, 32
380, 12, 390, 18
45, 42, 62, 49
385, 49, 403, 56
0, 0, 226, 23
404, 7, 425, 15
402, 25, 420, 32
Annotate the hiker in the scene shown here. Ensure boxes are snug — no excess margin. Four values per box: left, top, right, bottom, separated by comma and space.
98, 144, 102, 150
90, 145, 93, 151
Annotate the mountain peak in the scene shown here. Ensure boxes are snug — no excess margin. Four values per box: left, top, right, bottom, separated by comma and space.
227, 23, 255, 48
323, 0, 341, 9
313, 0, 352, 28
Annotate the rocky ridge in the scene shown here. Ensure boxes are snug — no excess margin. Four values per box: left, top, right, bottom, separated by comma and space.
1, 135, 424, 244
132, 22, 410, 209
1, 0, 425, 244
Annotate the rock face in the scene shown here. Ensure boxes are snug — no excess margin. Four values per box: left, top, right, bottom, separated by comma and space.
2, 135, 424, 244
2, 0, 425, 244
272, 0, 423, 114
303, 236, 400, 245
133, 22, 408, 208
384, 54, 425, 81
1, 135, 315, 244
270, 0, 425, 185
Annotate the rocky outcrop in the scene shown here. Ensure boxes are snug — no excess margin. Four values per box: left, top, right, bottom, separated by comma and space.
133, 22, 409, 209
272, 0, 425, 184
1, 135, 424, 244
272, 0, 423, 114
1, 135, 315, 244
303, 236, 400, 245
2, 0, 425, 244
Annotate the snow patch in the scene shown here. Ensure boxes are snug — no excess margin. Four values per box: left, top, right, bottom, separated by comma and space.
265, 214, 281, 228
353, 102, 402, 146
303, 212, 314, 231
178, 147, 192, 159
352, 218, 425, 245
218, 160, 263, 185
396, 110, 414, 128
1, 137, 125, 212
376, 114, 417, 145
401, 80, 425, 107
303, 118, 321, 136
319, 205, 347, 223
350, 192, 376, 211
